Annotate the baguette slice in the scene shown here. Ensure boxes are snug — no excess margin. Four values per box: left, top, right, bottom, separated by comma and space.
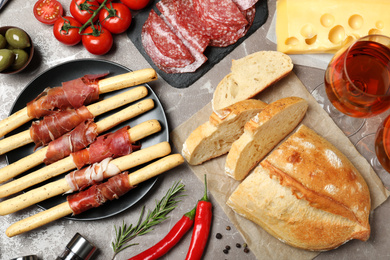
227, 125, 371, 251
212, 51, 293, 111
182, 99, 267, 165
225, 96, 308, 180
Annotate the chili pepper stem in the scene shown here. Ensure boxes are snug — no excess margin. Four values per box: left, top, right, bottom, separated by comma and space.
201, 174, 209, 202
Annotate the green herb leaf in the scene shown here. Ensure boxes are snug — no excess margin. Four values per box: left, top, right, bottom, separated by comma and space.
111, 181, 185, 259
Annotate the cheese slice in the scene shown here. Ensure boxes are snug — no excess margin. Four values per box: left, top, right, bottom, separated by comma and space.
276, 0, 390, 54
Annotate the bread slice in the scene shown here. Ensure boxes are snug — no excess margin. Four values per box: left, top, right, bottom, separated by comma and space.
182, 99, 267, 165
225, 96, 308, 180
227, 125, 371, 251
212, 51, 293, 111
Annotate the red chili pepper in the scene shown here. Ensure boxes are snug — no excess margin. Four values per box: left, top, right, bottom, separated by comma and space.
128, 207, 196, 260
185, 175, 212, 260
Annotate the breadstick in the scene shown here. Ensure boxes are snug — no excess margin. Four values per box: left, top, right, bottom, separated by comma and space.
0, 68, 157, 138
0, 99, 155, 184
0, 86, 148, 155
0, 141, 171, 215
0, 118, 161, 196
6, 154, 183, 237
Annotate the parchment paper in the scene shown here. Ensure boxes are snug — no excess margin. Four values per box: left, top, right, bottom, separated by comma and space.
171, 71, 390, 260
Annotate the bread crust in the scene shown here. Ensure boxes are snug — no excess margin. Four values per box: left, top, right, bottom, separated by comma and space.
225, 97, 308, 180
212, 51, 293, 111
227, 125, 371, 251
182, 99, 267, 165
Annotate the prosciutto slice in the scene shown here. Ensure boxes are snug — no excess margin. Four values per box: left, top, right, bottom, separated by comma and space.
43, 120, 98, 165
65, 158, 121, 192
30, 106, 94, 148
71, 126, 141, 169
67, 171, 132, 215
27, 73, 107, 119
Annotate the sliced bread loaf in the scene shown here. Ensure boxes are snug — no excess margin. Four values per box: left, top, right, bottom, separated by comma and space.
225, 96, 308, 180
227, 125, 370, 251
182, 99, 267, 165
212, 51, 293, 111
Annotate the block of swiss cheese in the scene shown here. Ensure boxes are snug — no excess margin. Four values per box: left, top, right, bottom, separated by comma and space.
276, 0, 390, 54
227, 124, 371, 251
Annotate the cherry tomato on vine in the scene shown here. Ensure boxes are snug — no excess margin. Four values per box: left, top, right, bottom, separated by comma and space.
33, 0, 64, 25
99, 3, 132, 34
82, 25, 113, 55
70, 0, 100, 24
53, 16, 82, 46
121, 0, 150, 10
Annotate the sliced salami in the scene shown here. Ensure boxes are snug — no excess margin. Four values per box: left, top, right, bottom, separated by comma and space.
210, 6, 256, 47
232, 0, 258, 11
157, 0, 210, 53
142, 10, 195, 68
192, 0, 248, 38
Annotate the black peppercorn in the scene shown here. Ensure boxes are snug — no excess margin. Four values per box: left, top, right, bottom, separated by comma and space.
216, 233, 222, 239
244, 247, 250, 253
223, 249, 229, 254
236, 243, 241, 248
225, 245, 231, 250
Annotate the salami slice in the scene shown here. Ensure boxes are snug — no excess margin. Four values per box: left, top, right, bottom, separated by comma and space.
192, 0, 248, 39
157, 0, 210, 53
232, 0, 258, 11
43, 120, 98, 165
209, 6, 256, 47
67, 171, 132, 215
30, 106, 94, 148
142, 10, 194, 68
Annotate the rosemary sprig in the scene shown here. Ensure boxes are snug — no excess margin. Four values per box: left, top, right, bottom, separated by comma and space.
111, 181, 186, 259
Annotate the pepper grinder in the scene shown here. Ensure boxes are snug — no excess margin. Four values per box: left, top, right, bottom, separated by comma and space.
56, 233, 97, 260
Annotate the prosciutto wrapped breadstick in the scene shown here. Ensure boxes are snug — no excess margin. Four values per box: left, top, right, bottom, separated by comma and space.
0, 99, 155, 184
0, 119, 161, 198
0, 86, 149, 155
0, 141, 171, 215
0, 68, 157, 138
5, 154, 184, 237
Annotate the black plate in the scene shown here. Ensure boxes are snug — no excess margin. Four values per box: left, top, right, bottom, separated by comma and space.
127, 0, 269, 89
5, 59, 169, 220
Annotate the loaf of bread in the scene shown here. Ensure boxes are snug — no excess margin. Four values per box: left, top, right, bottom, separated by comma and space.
182, 99, 267, 165
225, 96, 308, 181
227, 125, 371, 251
212, 51, 293, 111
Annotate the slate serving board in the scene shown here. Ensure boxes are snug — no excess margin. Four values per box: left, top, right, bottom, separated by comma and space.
127, 0, 269, 88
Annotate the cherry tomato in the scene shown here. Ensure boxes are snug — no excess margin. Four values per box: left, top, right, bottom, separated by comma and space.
82, 25, 113, 55
120, 0, 150, 10
99, 3, 132, 34
96, 0, 111, 3
33, 0, 63, 25
70, 0, 100, 24
53, 16, 82, 46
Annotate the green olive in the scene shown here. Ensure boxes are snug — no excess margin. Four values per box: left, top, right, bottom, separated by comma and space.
0, 49, 16, 72
11, 49, 29, 70
5, 28, 31, 49
0, 35, 6, 49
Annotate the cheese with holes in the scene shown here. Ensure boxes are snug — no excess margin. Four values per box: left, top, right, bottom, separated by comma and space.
276, 0, 390, 54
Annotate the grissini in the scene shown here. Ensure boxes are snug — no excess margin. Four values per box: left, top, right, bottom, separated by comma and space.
0, 68, 157, 138
0, 141, 171, 215
5, 153, 184, 237
0, 118, 161, 197
0, 86, 148, 155
0, 99, 155, 184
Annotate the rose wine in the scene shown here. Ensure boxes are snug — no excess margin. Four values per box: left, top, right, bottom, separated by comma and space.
375, 115, 390, 172
325, 40, 390, 117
